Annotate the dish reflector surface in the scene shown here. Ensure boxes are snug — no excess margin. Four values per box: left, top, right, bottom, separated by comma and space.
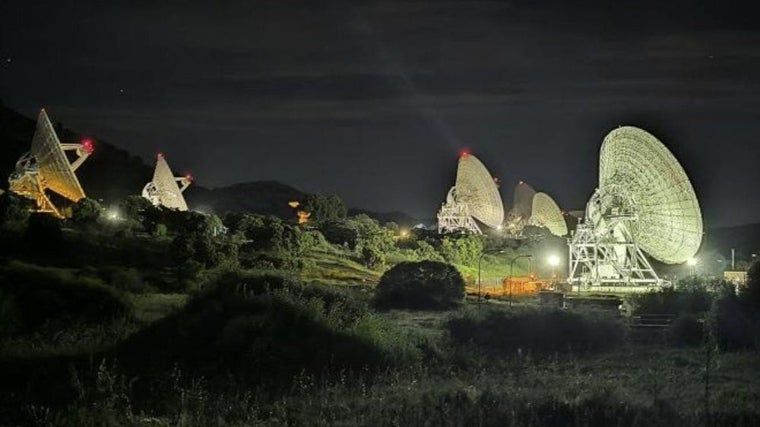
454, 154, 504, 229
598, 126, 702, 264
31, 110, 86, 202
531, 192, 568, 237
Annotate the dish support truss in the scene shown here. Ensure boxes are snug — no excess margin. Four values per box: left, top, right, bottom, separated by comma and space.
568, 213, 667, 290
437, 187, 482, 234
8, 144, 92, 218
142, 177, 191, 210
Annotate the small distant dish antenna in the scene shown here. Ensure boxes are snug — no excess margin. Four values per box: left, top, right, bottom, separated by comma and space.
8, 109, 93, 217
142, 153, 192, 211
437, 152, 504, 234
504, 181, 536, 236
568, 126, 703, 289
529, 192, 568, 237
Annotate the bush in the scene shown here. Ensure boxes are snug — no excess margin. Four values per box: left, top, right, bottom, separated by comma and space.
374, 261, 465, 310
24, 212, 63, 247
667, 314, 704, 347
711, 293, 760, 351
0, 192, 31, 227
361, 246, 385, 268
446, 307, 625, 356
441, 234, 483, 266
71, 198, 101, 223
627, 288, 712, 315
0, 261, 132, 336
114, 273, 419, 389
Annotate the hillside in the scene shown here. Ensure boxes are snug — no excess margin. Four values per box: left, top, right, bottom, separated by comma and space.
0, 105, 418, 221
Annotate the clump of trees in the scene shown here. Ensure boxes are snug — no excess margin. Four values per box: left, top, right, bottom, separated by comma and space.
0, 192, 31, 228
712, 260, 760, 350
302, 193, 346, 221
374, 261, 465, 310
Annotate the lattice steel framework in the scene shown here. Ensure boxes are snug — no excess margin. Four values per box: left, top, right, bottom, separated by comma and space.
142, 153, 192, 211
568, 126, 703, 289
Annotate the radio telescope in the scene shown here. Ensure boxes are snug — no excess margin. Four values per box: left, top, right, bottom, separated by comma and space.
568, 126, 703, 289
437, 152, 504, 234
529, 192, 568, 237
142, 153, 192, 211
504, 181, 536, 236
8, 109, 93, 217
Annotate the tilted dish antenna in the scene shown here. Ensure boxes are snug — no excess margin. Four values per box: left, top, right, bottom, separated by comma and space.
529, 192, 568, 237
142, 153, 192, 211
437, 152, 504, 234
8, 109, 93, 217
568, 126, 703, 289
504, 181, 536, 236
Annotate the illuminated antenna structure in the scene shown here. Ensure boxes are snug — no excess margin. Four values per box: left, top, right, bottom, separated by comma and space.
437, 152, 504, 234
568, 126, 703, 289
8, 109, 93, 217
142, 153, 192, 211
529, 192, 568, 237
504, 181, 536, 236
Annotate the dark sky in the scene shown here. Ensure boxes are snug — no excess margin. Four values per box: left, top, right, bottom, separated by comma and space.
1, 1, 759, 227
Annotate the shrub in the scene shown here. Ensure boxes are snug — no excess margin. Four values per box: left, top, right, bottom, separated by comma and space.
441, 234, 483, 266
24, 212, 63, 247
446, 307, 625, 356
0, 261, 132, 336
0, 192, 31, 227
627, 288, 712, 315
114, 273, 419, 390
374, 261, 465, 310
711, 293, 760, 351
667, 314, 704, 347
361, 246, 385, 268
71, 198, 101, 223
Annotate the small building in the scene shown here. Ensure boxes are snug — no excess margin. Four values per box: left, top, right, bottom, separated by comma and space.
724, 270, 748, 285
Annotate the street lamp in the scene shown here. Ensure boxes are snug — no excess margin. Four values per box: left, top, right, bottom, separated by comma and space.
687, 257, 698, 276
478, 248, 506, 308
547, 254, 561, 286
508, 254, 533, 307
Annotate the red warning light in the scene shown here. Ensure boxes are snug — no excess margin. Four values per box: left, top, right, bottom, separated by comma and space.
459, 149, 470, 158
519, 180, 524, 185
185, 173, 194, 182
157, 152, 164, 159
80, 138, 94, 154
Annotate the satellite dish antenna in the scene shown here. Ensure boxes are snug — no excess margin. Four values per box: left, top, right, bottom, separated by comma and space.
8, 109, 93, 217
142, 153, 192, 211
504, 181, 536, 236
437, 152, 504, 234
529, 192, 568, 237
568, 126, 703, 289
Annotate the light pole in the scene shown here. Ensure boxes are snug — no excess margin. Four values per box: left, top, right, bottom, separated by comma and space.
478, 248, 506, 309
548, 254, 561, 286
687, 257, 698, 276
509, 254, 533, 307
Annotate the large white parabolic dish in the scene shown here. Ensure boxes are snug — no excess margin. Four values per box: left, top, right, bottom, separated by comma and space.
32, 110, 87, 202
598, 126, 702, 264
454, 153, 504, 229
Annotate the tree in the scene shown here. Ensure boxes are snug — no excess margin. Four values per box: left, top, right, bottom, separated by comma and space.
374, 261, 465, 310
24, 212, 63, 247
0, 192, 31, 227
71, 198, 101, 223
302, 193, 347, 221
441, 234, 483, 266
741, 259, 760, 307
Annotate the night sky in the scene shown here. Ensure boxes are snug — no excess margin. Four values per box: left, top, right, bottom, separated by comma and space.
1, 1, 759, 227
